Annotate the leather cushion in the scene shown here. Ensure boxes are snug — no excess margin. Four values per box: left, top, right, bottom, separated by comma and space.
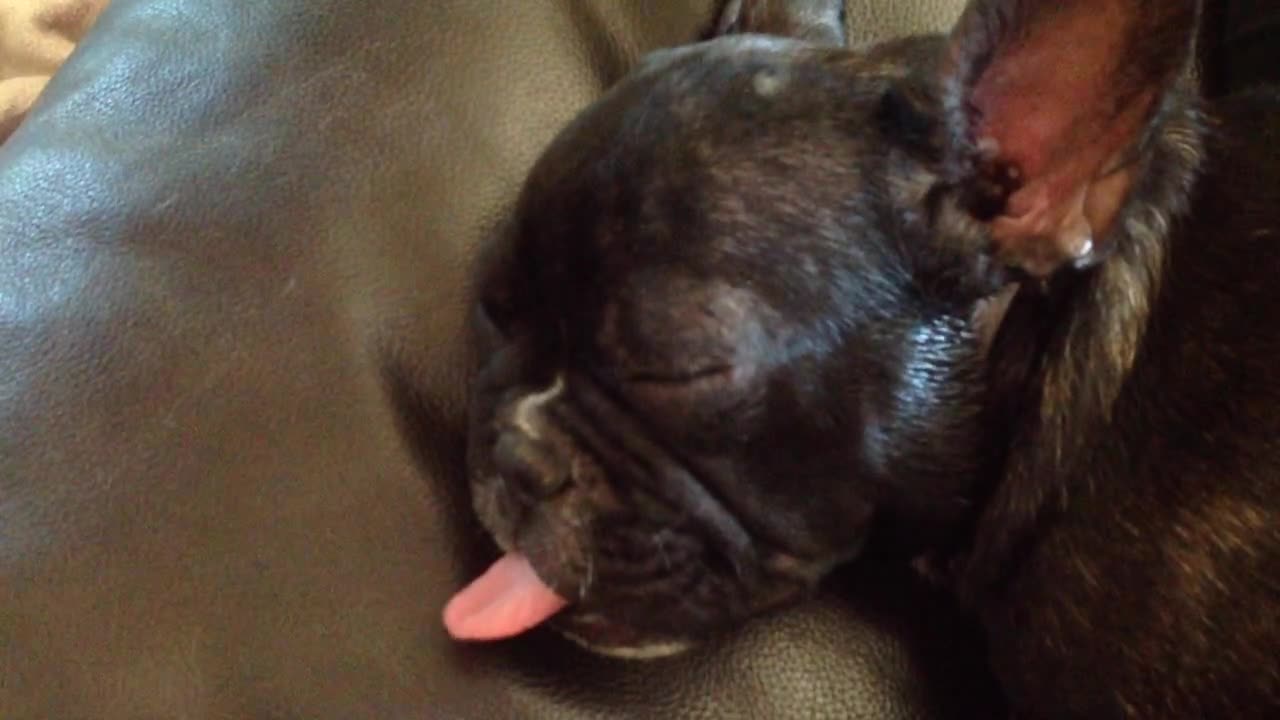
0, 1, 1003, 717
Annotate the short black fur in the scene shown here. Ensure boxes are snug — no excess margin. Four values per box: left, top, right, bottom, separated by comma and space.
463, 0, 1280, 715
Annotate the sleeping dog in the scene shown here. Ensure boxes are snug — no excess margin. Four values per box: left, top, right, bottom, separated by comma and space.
446, 0, 1280, 716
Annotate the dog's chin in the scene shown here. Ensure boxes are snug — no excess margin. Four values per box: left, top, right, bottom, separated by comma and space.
545, 604, 696, 655
539, 562, 821, 661
545, 573, 818, 660
482, 519, 760, 658
560, 631, 697, 661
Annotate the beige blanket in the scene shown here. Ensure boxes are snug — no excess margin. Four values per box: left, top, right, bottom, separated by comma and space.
1, 0, 107, 143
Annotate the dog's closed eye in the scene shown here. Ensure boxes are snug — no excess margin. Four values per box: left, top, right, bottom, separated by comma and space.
614, 365, 735, 387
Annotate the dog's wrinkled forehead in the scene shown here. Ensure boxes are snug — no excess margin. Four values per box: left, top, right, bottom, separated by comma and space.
596, 272, 785, 373
624, 33, 912, 128
517, 38, 909, 294
530, 38, 883, 186
518, 31, 932, 220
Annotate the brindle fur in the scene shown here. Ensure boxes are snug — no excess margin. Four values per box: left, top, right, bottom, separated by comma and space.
466, 0, 1280, 716
967, 89, 1280, 716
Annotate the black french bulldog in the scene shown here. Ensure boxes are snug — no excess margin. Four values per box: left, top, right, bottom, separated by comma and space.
449, 0, 1280, 716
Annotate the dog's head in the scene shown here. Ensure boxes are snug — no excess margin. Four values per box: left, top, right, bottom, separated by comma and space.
458, 0, 1200, 658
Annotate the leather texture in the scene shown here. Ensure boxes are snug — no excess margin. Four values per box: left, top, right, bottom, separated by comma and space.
0, 1, 1010, 718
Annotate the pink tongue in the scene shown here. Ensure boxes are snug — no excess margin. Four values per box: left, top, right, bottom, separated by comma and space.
443, 552, 569, 641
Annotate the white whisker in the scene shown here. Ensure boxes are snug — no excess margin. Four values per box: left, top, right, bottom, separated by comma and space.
655, 533, 673, 572
579, 554, 595, 601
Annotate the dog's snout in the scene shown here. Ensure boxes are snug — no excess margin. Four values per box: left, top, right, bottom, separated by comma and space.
494, 430, 572, 499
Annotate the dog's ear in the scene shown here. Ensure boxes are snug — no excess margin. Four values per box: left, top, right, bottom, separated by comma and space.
712, 0, 846, 47
939, 0, 1200, 277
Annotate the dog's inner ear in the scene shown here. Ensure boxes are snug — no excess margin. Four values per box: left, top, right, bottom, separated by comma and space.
712, 0, 845, 47
941, 0, 1199, 277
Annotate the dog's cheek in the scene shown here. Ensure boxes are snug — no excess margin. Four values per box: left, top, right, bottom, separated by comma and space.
469, 475, 517, 550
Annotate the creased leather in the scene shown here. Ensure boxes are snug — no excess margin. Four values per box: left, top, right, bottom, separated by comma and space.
0, 1, 1006, 718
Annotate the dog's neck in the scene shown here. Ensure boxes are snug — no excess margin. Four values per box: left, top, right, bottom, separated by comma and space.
952, 80, 1209, 601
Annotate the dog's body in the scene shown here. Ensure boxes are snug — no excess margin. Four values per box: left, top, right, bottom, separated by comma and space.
972, 86, 1280, 716
453, 0, 1280, 716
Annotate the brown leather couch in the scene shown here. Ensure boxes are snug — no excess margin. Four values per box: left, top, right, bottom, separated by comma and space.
0, 0, 1268, 717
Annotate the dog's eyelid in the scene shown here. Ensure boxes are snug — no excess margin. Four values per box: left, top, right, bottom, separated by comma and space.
616, 364, 736, 388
